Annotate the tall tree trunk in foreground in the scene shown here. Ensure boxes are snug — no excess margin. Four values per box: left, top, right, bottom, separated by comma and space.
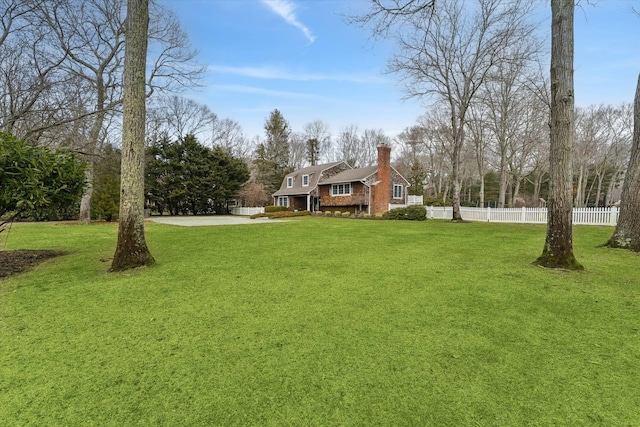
606, 74, 640, 250
111, 0, 154, 271
533, 0, 583, 269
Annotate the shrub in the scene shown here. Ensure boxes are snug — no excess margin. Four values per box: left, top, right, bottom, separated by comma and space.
383, 205, 427, 221
1, 132, 86, 223
325, 211, 333, 216
265, 205, 288, 213
334, 211, 342, 217
363, 213, 371, 219
342, 212, 350, 218
250, 210, 311, 219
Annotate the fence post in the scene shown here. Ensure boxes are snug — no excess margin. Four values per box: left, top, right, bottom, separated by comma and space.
610, 206, 618, 226
521, 206, 526, 223
486, 206, 491, 222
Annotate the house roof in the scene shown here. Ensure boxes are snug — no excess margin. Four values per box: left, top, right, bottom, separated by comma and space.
273, 161, 346, 196
320, 166, 378, 185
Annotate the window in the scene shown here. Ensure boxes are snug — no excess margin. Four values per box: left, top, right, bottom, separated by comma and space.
331, 183, 352, 196
302, 174, 309, 187
277, 196, 289, 207
393, 184, 403, 199
286, 177, 293, 188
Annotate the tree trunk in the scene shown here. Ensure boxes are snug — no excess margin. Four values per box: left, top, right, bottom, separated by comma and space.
450, 113, 464, 221
606, 74, 640, 250
78, 86, 108, 223
574, 164, 584, 207
534, 0, 582, 270
451, 146, 463, 220
78, 163, 94, 223
111, 0, 154, 271
533, 172, 542, 202
604, 169, 620, 207
498, 159, 508, 208
512, 175, 523, 205
594, 173, 604, 207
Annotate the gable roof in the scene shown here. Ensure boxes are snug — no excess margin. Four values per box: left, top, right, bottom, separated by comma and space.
273, 161, 346, 196
320, 166, 378, 185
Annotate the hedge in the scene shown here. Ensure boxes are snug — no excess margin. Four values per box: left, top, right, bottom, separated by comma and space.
382, 205, 427, 221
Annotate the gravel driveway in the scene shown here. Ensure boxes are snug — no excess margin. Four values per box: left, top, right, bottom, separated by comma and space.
147, 215, 285, 227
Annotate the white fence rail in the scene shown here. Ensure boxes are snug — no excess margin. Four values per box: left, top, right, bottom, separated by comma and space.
230, 207, 264, 216
426, 206, 619, 226
407, 195, 423, 206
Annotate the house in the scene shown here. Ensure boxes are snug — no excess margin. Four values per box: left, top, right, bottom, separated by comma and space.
272, 145, 409, 215
272, 161, 351, 212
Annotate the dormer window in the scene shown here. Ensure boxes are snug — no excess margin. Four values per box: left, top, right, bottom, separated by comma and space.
287, 177, 293, 188
302, 174, 309, 187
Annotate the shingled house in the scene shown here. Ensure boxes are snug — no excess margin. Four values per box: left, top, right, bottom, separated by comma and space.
272, 145, 408, 215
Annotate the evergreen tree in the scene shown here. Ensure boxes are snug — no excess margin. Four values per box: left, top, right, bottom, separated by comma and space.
253, 109, 291, 194
408, 158, 427, 196
91, 144, 121, 221
146, 135, 249, 215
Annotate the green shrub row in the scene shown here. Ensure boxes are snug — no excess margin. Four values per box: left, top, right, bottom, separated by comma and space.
382, 205, 427, 221
251, 210, 311, 219
313, 208, 427, 220
264, 205, 289, 213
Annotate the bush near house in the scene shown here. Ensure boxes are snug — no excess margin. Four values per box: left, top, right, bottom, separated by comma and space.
250, 210, 311, 219
264, 205, 288, 213
383, 205, 427, 221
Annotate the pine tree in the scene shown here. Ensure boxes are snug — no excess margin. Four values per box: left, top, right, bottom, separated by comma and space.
253, 109, 291, 194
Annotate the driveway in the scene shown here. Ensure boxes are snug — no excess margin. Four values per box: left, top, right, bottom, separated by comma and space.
147, 215, 286, 227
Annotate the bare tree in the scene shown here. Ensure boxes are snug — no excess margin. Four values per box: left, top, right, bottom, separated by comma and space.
605, 75, 640, 251
34, 0, 202, 223
395, 125, 429, 195
146, 95, 214, 141
111, 0, 154, 271
601, 104, 632, 206
303, 120, 331, 165
0, 1, 70, 141
361, 128, 390, 164
417, 110, 454, 201
335, 124, 361, 167
533, 0, 582, 269
356, 0, 537, 220
481, 44, 543, 208
288, 131, 307, 170
210, 116, 251, 159
573, 106, 606, 207
466, 106, 489, 207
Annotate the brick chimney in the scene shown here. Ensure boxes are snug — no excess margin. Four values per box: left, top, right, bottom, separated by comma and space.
370, 144, 391, 215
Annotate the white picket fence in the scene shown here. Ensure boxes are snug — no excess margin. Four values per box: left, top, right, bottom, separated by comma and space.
426, 206, 620, 226
230, 207, 264, 216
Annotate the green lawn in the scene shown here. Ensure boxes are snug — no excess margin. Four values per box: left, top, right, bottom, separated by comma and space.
1, 218, 638, 426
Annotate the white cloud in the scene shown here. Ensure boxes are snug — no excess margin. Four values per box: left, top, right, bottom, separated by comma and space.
260, 0, 316, 44
209, 84, 333, 102
207, 64, 390, 84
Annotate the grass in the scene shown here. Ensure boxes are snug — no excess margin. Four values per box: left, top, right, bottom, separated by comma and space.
1, 217, 639, 426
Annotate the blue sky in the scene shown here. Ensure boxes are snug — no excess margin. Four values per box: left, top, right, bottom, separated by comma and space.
164, 0, 640, 141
